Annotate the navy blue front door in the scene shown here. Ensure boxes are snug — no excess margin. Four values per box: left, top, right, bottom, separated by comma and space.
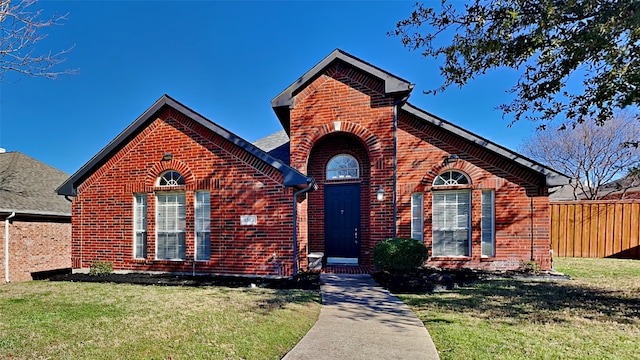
324, 183, 361, 259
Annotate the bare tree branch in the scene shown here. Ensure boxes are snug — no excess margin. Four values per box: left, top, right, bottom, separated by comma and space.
0, 0, 76, 81
521, 113, 640, 199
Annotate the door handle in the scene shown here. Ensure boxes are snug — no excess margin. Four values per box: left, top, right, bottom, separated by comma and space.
354, 228, 358, 240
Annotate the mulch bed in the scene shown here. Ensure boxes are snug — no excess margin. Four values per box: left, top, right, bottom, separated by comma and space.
49, 271, 321, 290
47, 268, 567, 293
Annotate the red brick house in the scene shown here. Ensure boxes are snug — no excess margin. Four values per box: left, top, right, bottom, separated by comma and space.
1, 151, 71, 283
58, 49, 569, 277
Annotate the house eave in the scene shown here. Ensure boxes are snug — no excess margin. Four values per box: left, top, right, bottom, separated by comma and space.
401, 103, 571, 188
271, 49, 414, 133
0, 209, 71, 219
58, 95, 310, 196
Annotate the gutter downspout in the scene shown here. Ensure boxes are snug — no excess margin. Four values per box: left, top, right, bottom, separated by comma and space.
292, 180, 316, 278
530, 197, 535, 262
393, 100, 398, 238
392, 95, 410, 238
5, 212, 15, 283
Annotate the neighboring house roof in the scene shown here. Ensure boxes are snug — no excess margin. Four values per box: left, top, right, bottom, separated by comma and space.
593, 175, 640, 199
0, 151, 71, 217
271, 49, 415, 133
549, 183, 581, 201
252, 130, 290, 165
57, 95, 312, 196
401, 103, 570, 187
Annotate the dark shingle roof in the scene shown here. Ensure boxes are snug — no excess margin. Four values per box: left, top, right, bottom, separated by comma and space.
253, 130, 290, 165
0, 152, 71, 216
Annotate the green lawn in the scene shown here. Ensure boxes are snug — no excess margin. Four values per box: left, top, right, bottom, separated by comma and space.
0, 280, 320, 359
400, 257, 640, 360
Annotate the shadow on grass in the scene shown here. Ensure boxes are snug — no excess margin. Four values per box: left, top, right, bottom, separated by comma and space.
402, 278, 640, 325
49, 272, 322, 312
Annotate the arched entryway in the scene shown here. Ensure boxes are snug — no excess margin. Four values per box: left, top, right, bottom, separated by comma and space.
307, 134, 371, 265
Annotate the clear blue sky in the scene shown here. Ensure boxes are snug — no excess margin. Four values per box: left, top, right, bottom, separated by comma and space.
0, 0, 539, 175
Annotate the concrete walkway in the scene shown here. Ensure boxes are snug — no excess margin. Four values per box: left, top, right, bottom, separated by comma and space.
283, 274, 440, 360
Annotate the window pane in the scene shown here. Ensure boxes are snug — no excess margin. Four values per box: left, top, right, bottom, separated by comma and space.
156, 193, 186, 260
158, 171, 185, 186
133, 194, 147, 259
411, 193, 424, 241
195, 191, 211, 261
432, 190, 470, 256
433, 170, 470, 186
326, 154, 359, 179
481, 190, 495, 257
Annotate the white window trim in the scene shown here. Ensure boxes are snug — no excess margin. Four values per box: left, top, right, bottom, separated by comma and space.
326, 154, 360, 180
411, 193, 424, 241
155, 192, 186, 261
481, 190, 496, 258
194, 191, 211, 261
133, 193, 147, 259
431, 189, 472, 257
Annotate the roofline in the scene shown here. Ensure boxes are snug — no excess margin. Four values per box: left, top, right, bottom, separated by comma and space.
0, 209, 71, 218
401, 103, 571, 187
271, 49, 414, 132
57, 95, 311, 196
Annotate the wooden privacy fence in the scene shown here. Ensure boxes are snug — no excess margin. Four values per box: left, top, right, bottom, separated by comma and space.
551, 201, 640, 259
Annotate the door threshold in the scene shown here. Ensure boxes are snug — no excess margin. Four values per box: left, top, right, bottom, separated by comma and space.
326, 257, 358, 265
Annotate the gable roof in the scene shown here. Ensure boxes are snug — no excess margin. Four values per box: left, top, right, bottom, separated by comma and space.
57, 95, 312, 196
271, 49, 415, 133
401, 103, 570, 187
0, 151, 71, 217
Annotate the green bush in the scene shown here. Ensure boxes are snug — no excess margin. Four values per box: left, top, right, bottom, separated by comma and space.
373, 238, 428, 273
89, 260, 113, 276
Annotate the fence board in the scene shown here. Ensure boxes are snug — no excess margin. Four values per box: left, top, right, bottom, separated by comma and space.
551, 200, 640, 259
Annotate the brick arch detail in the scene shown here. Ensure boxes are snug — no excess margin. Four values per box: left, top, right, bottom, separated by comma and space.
146, 160, 195, 189
423, 162, 482, 187
301, 121, 382, 166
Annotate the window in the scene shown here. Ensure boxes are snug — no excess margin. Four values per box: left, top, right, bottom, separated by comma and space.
432, 190, 471, 257
481, 190, 495, 257
195, 191, 211, 261
156, 193, 186, 260
158, 171, 185, 186
326, 154, 359, 179
411, 193, 424, 241
433, 170, 470, 186
133, 194, 147, 259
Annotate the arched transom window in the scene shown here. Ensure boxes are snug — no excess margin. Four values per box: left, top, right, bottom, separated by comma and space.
326, 154, 359, 179
158, 171, 185, 186
433, 170, 470, 186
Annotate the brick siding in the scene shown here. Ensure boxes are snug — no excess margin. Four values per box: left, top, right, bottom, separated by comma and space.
0, 219, 71, 283
71, 109, 299, 277
287, 61, 552, 271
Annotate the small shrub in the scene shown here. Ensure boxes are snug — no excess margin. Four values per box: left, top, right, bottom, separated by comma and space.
519, 260, 541, 273
373, 238, 428, 273
89, 260, 113, 277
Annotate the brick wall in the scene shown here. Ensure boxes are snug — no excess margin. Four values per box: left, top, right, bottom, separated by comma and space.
0, 219, 71, 283
288, 62, 396, 267
396, 112, 551, 270
71, 108, 298, 277
285, 60, 552, 271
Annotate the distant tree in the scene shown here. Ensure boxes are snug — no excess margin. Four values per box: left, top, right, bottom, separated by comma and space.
0, 0, 75, 80
520, 114, 640, 200
392, 0, 640, 128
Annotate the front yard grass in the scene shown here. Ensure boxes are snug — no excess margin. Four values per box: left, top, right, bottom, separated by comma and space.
0, 280, 320, 359
400, 257, 640, 360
